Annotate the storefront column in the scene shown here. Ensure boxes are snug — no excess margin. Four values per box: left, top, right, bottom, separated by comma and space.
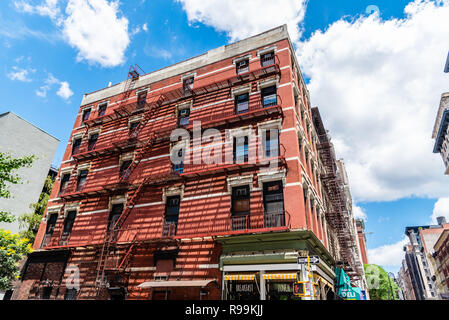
260, 270, 266, 300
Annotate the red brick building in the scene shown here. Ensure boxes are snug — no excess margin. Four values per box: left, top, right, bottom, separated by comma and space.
356, 219, 369, 265
14, 25, 362, 300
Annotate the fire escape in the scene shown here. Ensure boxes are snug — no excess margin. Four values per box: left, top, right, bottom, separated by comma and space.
312, 108, 364, 282
55, 54, 289, 297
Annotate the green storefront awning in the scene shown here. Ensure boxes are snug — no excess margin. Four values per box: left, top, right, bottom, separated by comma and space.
335, 267, 361, 300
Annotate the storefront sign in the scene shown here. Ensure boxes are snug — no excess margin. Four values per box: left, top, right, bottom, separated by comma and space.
235, 283, 254, 293
272, 283, 292, 293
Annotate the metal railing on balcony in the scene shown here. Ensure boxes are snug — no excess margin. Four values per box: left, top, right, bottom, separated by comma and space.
162, 221, 178, 237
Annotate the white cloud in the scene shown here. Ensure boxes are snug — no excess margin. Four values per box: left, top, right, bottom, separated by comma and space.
36, 73, 73, 100
144, 46, 173, 60
142, 23, 148, 32
297, 0, 449, 202
176, 0, 307, 43
431, 197, 449, 223
15, 0, 130, 67
7, 66, 36, 82
57, 81, 74, 99
353, 204, 368, 221
368, 237, 409, 270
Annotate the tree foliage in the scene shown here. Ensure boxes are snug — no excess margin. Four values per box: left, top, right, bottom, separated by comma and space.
0, 152, 35, 221
364, 264, 400, 300
0, 151, 35, 290
0, 230, 33, 291
19, 176, 54, 243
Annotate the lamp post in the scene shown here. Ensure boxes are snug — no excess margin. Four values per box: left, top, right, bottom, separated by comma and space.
387, 272, 396, 300
444, 51, 449, 73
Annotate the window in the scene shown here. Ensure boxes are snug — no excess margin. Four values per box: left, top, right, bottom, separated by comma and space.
129, 121, 140, 132
82, 108, 91, 123
183, 77, 194, 94
63, 211, 77, 235
233, 136, 249, 163
46, 213, 58, 235
232, 186, 250, 216
88, 133, 98, 151
178, 108, 190, 127
119, 160, 132, 179
235, 93, 249, 114
108, 203, 123, 231
42, 286, 52, 300
64, 288, 78, 300
72, 138, 82, 155
260, 51, 275, 67
59, 174, 70, 194
263, 181, 284, 215
173, 148, 184, 174
261, 86, 277, 107
154, 251, 177, 272
263, 129, 279, 157
236, 59, 249, 74
98, 103, 107, 117
137, 91, 147, 109
165, 196, 180, 223
77, 169, 88, 191
163, 196, 180, 237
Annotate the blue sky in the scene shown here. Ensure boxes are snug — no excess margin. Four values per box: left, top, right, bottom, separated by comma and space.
1, 0, 449, 274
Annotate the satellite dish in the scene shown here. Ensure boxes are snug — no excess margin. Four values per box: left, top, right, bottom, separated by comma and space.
445, 51, 449, 73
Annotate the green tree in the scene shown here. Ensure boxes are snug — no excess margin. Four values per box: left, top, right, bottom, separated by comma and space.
0, 230, 33, 291
0, 152, 35, 222
19, 176, 54, 243
0, 151, 35, 291
364, 264, 400, 300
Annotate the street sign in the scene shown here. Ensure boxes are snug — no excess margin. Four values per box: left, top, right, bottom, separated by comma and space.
297, 256, 320, 265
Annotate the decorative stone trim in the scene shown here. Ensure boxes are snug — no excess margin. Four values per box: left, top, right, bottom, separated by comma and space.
233, 54, 252, 65
257, 168, 286, 189
257, 45, 277, 57
77, 162, 91, 173
109, 195, 127, 210
45, 205, 63, 221
227, 174, 254, 193
163, 185, 185, 202
64, 203, 81, 218
257, 76, 279, 91
231, 85, 251, 98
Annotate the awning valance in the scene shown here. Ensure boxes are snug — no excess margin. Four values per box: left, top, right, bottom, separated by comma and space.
138, 279, 216, 289
224, 274, 255, 281
264, 273, 297, 280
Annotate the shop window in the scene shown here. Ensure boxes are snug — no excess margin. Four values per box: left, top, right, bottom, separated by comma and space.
98, 103, 107, 117
261, 86, 277, 107
233, 136, 249, 163
108, 203, 124, 232
72, 138, 82, 155
236, 59, 249, 74
260, 51, 275, 67
88, 133, 98, 151
76, 170, 88, 191
235, 93, 249, 114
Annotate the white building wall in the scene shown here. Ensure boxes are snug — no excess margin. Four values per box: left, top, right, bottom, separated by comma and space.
0, 112, 59, 234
